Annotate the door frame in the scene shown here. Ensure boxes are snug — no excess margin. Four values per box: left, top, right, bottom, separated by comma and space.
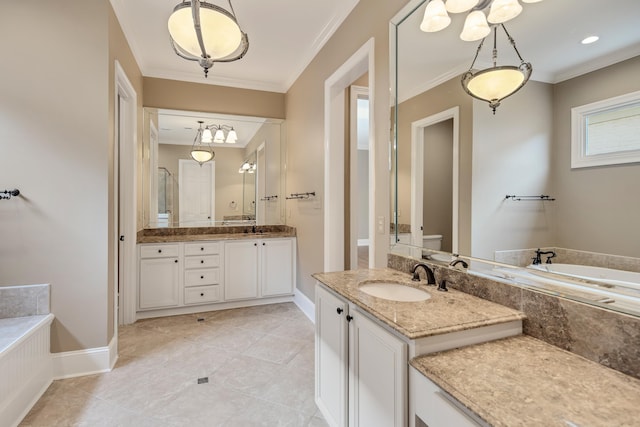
324, 38, 375, 272
410, 107, 459, 255
114, 60, 137, 327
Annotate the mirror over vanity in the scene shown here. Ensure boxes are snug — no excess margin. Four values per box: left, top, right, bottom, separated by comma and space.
390, 0, 640, 316
141, 108, 286, 228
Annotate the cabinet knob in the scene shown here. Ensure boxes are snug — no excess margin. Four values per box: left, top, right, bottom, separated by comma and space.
200, 275, 204, 279
201, 247, 204, 251
254, 243, 257, 246
201, 260, 204, 264
336, 307, 343, 314
262, 242, 266, 246
158, 249, 162, 253
174, 260, 178, 263
200, 293, 204, 297
346, 315, 353, 322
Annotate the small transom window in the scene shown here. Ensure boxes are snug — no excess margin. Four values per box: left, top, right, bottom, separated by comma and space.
571, 90, 640, 168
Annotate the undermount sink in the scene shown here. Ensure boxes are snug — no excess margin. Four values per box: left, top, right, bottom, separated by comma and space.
359, 282, 431, 302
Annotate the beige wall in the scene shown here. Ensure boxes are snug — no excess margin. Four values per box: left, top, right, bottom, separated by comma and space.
285, 0, 409, 299
553, 56, 640, 257
144, 78, 286, 119
396, 76, 474, 254
244, 123, 284, 224
471, 81, 555, 260
0, 0, 113, 353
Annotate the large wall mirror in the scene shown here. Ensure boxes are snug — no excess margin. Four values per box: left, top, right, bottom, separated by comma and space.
390, 0, 640, 315
141, 108, 285, 228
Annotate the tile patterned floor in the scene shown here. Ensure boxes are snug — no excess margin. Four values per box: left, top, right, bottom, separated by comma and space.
20, 303, 327, 427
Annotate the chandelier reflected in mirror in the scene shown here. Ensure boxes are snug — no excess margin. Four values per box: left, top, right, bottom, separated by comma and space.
461, 24, 532, 113
190, 121, 215, 165
420, 0, 539, 112
168, 0, 249, 77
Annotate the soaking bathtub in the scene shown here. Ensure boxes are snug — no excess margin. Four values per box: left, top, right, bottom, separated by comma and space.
474, 263, 640, 314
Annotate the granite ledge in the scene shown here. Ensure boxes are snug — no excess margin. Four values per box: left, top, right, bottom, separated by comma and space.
410, 335, 640, 427
313, 268, 525, 340
137, 225, 296, 244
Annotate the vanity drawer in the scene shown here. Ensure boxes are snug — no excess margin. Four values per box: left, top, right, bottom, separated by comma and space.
184, 268, 221, 287
184, 285, 222, 305
184, 254, 220, 269
185, 242, 220, 256
140, 244, 180, 259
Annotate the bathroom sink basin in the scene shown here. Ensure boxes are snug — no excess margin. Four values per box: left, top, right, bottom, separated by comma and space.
358, 282, 431, 302
430, 253, 455, 263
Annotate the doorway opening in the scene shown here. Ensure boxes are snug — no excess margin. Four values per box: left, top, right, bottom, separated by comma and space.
324, 39, 376, 272
410, 107, 459, 258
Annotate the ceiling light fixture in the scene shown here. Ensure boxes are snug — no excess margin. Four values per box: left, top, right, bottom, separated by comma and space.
191, 121, 215, 165
421, 0, 543, 42
206, 124, 238, 144
238, 161, 256, 174
581, 36, 599, 45
168, 0, 249, 78
461, 24, 532, 114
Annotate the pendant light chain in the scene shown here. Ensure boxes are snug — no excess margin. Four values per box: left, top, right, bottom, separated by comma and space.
501, 24, 526, 63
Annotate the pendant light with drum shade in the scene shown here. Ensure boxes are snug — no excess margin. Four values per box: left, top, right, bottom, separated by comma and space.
168, 0, 249, 78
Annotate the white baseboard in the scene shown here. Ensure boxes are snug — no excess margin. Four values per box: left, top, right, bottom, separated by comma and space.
52, 335, 117, 380
293, 288, 315, 323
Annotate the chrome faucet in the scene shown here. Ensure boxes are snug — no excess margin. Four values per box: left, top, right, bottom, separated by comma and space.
411, 263, 436, 285
532, 248, 556, 265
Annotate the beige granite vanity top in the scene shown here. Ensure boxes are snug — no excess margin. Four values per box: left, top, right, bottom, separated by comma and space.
137, 225, 296, 244
312, 268, 525, 340
410, 335, 640, 427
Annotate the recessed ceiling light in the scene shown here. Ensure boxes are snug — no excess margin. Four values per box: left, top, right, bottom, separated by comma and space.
581, 36, 599, 45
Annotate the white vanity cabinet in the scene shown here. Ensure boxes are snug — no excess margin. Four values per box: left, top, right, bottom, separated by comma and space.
137, 236, 296, 318
410, 367, 484, 427
138, 243, 180, 309
225, 238, 295, 301
315, 284, 407, 427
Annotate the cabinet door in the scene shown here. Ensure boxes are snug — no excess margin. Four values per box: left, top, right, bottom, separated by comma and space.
350, 309, 407, 427
139, 257, 179, 309
315, 284, 349, 427
224, 240, 258, 300
261, 238, 294, 297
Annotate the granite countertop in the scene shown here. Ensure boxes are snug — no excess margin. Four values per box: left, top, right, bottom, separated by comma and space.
137, 231, 296, 244
410, 335, 640, 427
137, 225, 296, 244
312, 268, 525, 340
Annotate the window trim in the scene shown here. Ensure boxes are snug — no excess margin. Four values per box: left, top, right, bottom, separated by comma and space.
571, 89, 640, 169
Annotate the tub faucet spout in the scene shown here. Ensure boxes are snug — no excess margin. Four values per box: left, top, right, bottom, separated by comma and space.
533, 249, 556, 265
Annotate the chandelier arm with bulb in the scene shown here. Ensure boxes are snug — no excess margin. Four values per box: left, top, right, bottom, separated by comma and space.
191, 0, 209, 60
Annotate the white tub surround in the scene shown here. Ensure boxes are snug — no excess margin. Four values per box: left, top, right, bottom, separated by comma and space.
0, 284, 54, 427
